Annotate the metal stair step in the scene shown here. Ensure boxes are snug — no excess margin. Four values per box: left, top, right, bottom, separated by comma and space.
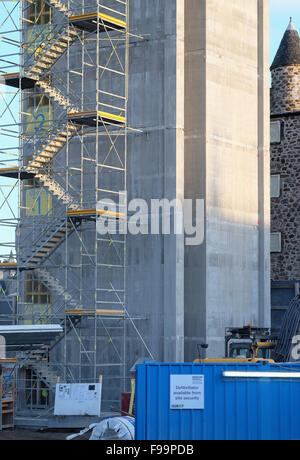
52, 42, 68, 51
34, 62, 49, 70
45, 233, 66, 241
30, 256, 44, 263
60, 37, 73, 44
36, 155, 54, 161
41, 242, 60, 250
37, 57, 54, 65
42, 148, 59, 155
41, 50, 61, 59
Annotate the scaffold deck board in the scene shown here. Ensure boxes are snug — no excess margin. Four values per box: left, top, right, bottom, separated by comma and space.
66, 309, 125, 317
67, 209, 125, 219
0, 73, 36, 90
0, 263, 17, 269
0, 167, 35, 180
69, 12, 126, 33
68, 110, 125, 127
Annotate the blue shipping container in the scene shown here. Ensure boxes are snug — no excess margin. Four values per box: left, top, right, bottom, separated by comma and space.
136, 362, 300, 440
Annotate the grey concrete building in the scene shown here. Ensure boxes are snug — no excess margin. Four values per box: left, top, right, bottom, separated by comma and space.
270, 19, 300, 328
127, 0, 271, 362
0, 0, 270, 423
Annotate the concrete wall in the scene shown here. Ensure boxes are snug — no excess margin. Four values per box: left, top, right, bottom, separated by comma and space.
126, 0, 184, 364
127, 0, 271, 362
183, 0, 271, 358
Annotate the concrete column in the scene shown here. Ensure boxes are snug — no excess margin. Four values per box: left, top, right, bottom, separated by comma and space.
163, 0, 185, 363
258, 0, 271, 327
184, 0, 271, 359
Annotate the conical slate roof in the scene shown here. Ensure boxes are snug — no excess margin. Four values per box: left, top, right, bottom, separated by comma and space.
271, 18, 300, 70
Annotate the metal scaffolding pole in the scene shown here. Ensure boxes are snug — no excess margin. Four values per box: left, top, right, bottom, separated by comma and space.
0, 0, 148, 423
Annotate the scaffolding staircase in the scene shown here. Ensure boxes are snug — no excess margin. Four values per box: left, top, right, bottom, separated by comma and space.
35, 80, 80, 113
34, 268, 79, 310
0, 0, 129, 423
22, 345, 50, 363
0, 122, 80, 208
30, 362, 58, 390
49, 0, 69, 15
21, 218, 73, 268
29, 123, 78, 169
34, 173, 81, 210
29, 28, 78, 76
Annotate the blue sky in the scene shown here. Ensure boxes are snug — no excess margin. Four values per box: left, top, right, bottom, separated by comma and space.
270, 0, 300, 62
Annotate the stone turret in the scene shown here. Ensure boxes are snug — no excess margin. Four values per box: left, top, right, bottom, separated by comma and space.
271, 18, 300, 114
270, 19, 300, 285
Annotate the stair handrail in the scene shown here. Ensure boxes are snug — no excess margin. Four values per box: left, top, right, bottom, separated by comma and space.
17, 175, 81, 256
23, 22, 74, 75
21, 108, 69, 162
36, 79, 82, 113
17, 197, 64, 253
23, 23, 67, 73
20, 207, 68, 264
24, 121, 77, 172
30, 25, 78, 74
21, 220, 68, 267
37, 172, 82, 207
21, 213, 82, 268
48, 0, 71, 15
28, 206, 67, 248
34, 268, 81, 309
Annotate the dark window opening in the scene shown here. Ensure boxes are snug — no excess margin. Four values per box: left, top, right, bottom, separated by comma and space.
28, 0, 52, 26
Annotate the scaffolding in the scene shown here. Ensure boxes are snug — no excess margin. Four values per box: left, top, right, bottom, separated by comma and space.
0, 0, 135, 420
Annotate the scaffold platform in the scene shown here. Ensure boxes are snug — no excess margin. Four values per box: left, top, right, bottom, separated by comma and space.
69, 12, 126, 33
68, 111, 126, 127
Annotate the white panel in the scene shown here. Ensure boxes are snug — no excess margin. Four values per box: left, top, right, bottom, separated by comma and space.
270, 232, 282, 253
270, 175, 280, 198
54, 382, 102, 416
0, 325, 63, 333
270, 120, 281, 143
170, 375, 204, 410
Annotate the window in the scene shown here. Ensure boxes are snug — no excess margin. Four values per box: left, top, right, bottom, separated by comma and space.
271, 232, 282, 253
28, 0, 52, 26
27, 94, 50, 110
25, 273, 51, 305
271, 175, 281, 198
26, 91, 52, 113
270, 120, 282, 144
24, 91, 53, 135
230, 346, 251, 359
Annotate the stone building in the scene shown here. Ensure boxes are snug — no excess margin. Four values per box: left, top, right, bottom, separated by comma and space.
270, 19, 300, 328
